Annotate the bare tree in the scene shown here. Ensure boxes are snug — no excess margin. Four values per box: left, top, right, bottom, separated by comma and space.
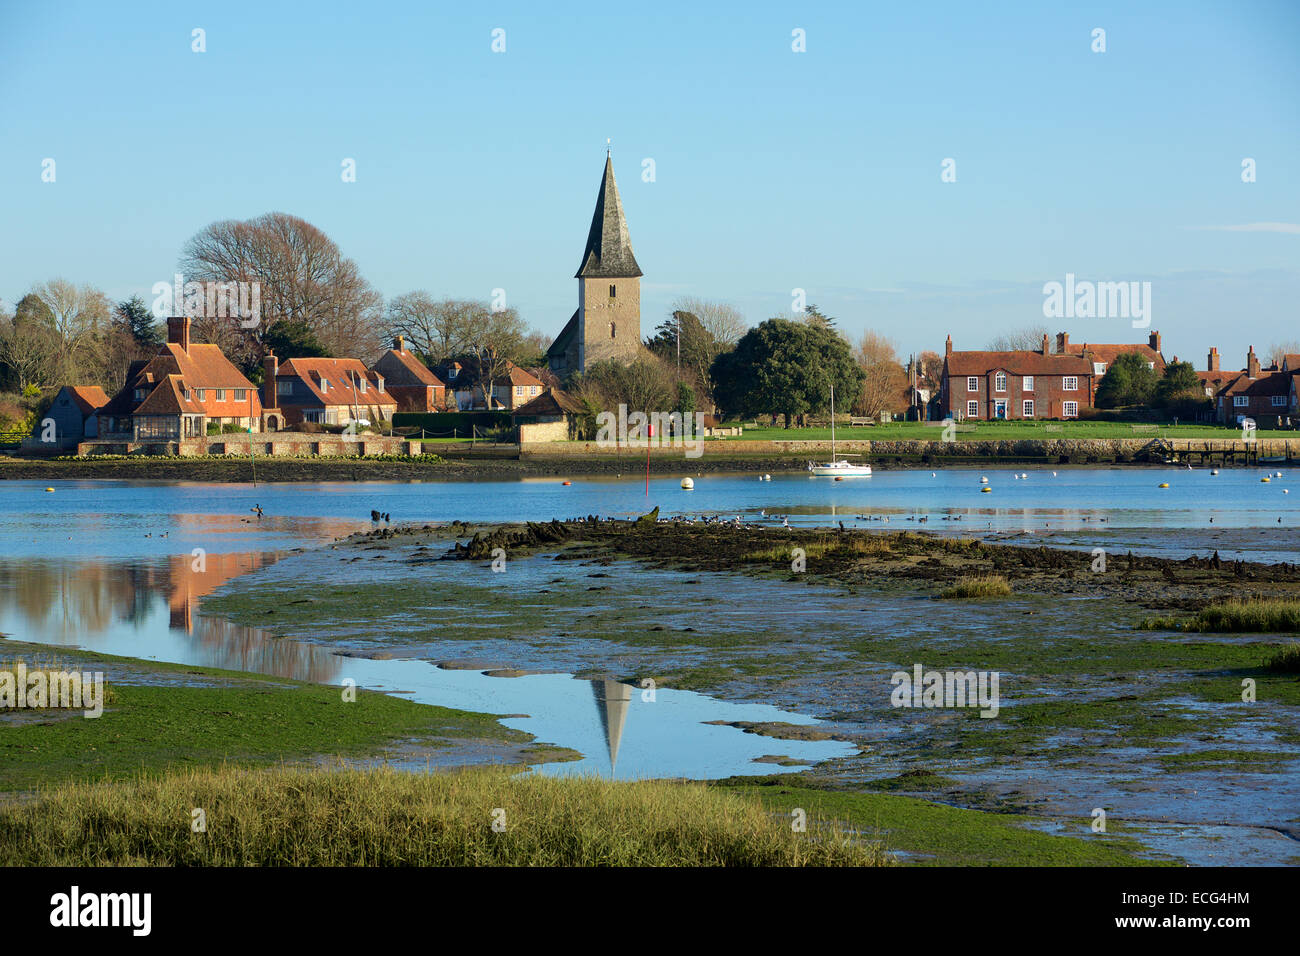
1267, 340, 1300, 367
384, 294, 479, 363
30, 278, 111, 382
180, 212, 384, 366
671, 296, 747, 347
988, 325, 1050, 352
0, 312, 58, 389
463, 307, 526, 408
853, 330, 907, 418
915, 349, 944, 388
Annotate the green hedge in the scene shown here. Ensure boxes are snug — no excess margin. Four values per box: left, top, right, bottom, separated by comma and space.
392, 411, 512, 437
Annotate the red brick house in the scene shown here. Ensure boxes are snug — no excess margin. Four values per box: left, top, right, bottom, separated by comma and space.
940, 334, 1095, 420
1213, 346, 1292, 426
1056, 331, 1165, 405
371, 336, 448, 412
97, 316, 262, 441
262, 354, 398, 429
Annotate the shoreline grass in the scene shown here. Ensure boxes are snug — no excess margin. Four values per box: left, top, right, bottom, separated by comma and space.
0, 764, 888, 866
1139, 598, 1300, 633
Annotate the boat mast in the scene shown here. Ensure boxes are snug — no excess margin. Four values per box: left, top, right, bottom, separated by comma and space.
830, 384, 836, 460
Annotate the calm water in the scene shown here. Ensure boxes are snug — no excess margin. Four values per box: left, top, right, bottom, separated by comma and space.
1, 466, 1297, 559
0, 467, 1295, 781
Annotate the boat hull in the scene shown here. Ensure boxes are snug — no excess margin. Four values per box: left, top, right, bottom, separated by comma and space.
809, 462, 872, 477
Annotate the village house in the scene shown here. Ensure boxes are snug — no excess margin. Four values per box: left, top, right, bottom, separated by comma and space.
435, 357, 546, 411
261, 354, 397, 429
1056, 331, 1165, 405
371, 336, 448, 412
511, 388, 584, 441
1212, 346, 1293, 427
97, 316, 262, 441
33, 385, 109, 449
940, 334, 1096, 421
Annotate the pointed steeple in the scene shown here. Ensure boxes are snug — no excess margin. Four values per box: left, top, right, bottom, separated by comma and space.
576, 155, 642, 278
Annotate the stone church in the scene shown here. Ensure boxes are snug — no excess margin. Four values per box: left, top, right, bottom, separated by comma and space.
546, 154, 642, 378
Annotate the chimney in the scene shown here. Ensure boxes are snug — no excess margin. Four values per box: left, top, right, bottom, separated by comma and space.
1041, 333, 1050, 355
1148, 331, 1161, 354
262, 352, 278, 410
395, 335, 404, 352
166, 315, 191, 353
1247, 346, 1260, 378
945, 334, 953, 357
1208, 347, 1219, 372
1056, 331, 1069, 352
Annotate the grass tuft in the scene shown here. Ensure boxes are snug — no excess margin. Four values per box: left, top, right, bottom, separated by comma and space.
1263, 643, 1300, 673
939, 575, 1012, 600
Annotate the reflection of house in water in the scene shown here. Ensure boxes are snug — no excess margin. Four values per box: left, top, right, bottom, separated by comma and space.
166, 551, 272, 631
591, 679, 633, 774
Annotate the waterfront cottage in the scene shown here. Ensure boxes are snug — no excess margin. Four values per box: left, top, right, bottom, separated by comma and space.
261, 354, 397, 429
371, 336, 448, 412
1213, 346, 1292, 427
33, 385, 109, 449
940, 334, 1096, 421
96, 316, 262, 442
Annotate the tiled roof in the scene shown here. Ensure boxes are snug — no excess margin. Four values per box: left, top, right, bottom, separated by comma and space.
64, 386, 109, 415
133, 375, 202, 416
944, 350, 1092, 377
374, 348, 445, 387
576, 156, 642, 279
1066, 343, 1165, 369
511, 389, 581, 418
279, 357, 398, 407
1218, 370, 1290, 397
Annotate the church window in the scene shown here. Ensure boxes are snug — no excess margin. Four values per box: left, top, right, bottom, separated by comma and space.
609, 284, 616, 298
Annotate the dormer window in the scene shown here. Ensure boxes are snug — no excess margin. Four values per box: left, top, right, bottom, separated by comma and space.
320, 377, 329, 392
376, 376, 384, 391
358, 377, 367, 393
133, 388, 146, 401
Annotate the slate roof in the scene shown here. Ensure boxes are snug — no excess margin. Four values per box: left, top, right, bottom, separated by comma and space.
576, 156, 642, 278
546, 309, 580, 360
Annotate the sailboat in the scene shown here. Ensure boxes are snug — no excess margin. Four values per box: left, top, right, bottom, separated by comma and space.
809, 384, 872, 477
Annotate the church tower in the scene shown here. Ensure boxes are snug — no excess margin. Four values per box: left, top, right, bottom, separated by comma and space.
547, 153, 642, 377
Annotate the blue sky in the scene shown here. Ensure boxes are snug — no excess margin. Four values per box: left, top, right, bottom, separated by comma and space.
1, 0, 1297, 365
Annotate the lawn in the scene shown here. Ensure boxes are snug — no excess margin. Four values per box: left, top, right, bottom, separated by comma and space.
723, 421, 1256, 441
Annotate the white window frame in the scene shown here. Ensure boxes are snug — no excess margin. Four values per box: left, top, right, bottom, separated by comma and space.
994, 372, 1007, 392
1022, 399, 1034, 418
966, 400, 979, 418
1271, 395, 1286, 407
214, 389, 225, 401
1233, 396, 1249, 407
1063, 376, 1078, 391
1022, 376, 1034, 392
1063, 401, 1079, 418
195, 389, 206, 401
1093, 363, 1106, 375
967, 376, 978, 392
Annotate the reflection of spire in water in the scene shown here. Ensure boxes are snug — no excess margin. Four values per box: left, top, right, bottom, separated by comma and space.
591, 678, 632, 773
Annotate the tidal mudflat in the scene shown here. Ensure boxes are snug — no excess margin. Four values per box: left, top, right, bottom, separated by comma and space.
202, 519, 1300, 865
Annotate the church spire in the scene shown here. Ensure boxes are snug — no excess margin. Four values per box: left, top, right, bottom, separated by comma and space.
576, 155, 642, 279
